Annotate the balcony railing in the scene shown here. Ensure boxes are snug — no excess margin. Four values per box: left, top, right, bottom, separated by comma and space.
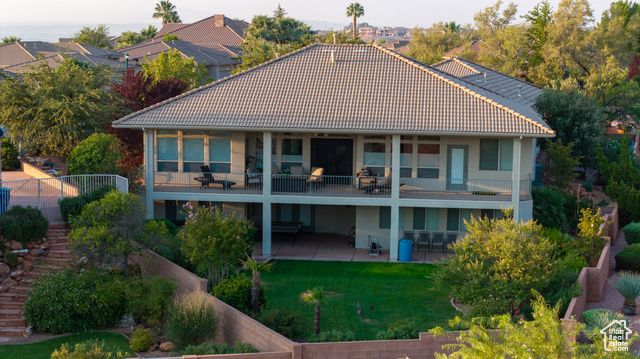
153, 171, 532, 201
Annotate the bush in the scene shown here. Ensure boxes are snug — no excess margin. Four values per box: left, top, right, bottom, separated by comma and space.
51, 339, 131, 359
130, 328, 154, 352
582, 180, 594, 192
149, 218, 179, 235
623, 222, 640, 245
259, 309, 305, 340
24, 270, 126, 334
532, 187, 568, 231
59, 196, 87, 222
178, 340, 259, 355
124, 275, 176, 327
85, 184, 117, 203
0, 205, 48, 246
166, 290, 219, 350
309, 330, 356, 342
559, 252, 588, 272
375, 319, 419, 340
582, 309, 626, 333
4, 252, 18, 267
522, 268, 582, 320
1, 139, 19, 171
615, 243, 640, 272
211, 276, 266, 315
67, 133, 124, 175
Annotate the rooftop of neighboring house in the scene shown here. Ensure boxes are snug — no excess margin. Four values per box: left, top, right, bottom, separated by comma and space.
431, 56, 541, 108
148, 14, 248, 47
379, 39, 411, 54
0, 40, 120, 70
113, 44, 553, 138
2, 52, 125, 75
114, 40, 241, 67
443, 40, 485, 59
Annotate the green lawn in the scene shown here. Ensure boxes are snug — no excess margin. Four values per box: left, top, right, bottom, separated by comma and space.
260, 260, 456, 339
0, 332, 132, 359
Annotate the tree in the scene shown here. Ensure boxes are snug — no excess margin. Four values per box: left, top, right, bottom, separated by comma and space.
162, 33, 180, 41
407, 23, 478, 65
139, 25, 158, 40
1, 139, 20, 171
315, 30, 364, 44
1, 36, 21, 44
300, 287, 330, 335
66, 133, 124, 175
474, 0, 518, 36
242, 255, 274, 315
436, 215, 558, 317
116, 31, 144, 49
142, 49, 210, 89
68, 190, 146, 275
346, 3, 365, 40
522, 1, 553, 69
179, 205, 255, 289
72, 25, 111, 48
152, 0, 181, 25
546, 140, 581, 188
0, 57, 123, 157
535, 84, 605, 169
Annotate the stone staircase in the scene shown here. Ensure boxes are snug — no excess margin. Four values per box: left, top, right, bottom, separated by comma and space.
0, 222, 72, 337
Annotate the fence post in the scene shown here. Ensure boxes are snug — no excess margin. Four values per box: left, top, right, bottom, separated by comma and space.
37, 179, 42, 210
60, 177, 64, 201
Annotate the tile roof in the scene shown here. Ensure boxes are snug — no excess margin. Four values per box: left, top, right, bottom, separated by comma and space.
0, 41, 119, 69
2, 53, 125, 74
115, 41, 240, 66
432, 57, 542, 108
150, 15, 247, 47
113, 44, 554, 137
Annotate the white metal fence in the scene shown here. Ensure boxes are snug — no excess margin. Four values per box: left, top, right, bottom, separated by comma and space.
0, 175, 129, 221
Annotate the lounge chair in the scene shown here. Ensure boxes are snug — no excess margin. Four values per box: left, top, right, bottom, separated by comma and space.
194, 166, 236, 190
307, 167, 324, 189
246, 168, 262, 189
361, 171, 404, 194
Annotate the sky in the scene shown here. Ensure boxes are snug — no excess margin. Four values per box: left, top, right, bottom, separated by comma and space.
0, 0, 618, 41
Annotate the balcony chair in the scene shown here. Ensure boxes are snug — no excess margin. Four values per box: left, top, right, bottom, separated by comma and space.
360, 171, 404, 194
290, 165, 304, 175
403, 230, 415, 249
307, 167, 324, 189
246, 168, 262, 189
445, 233, 458, 252
417, 231, 430, 252
431, 232, 445, 253
194, 165, 236, 190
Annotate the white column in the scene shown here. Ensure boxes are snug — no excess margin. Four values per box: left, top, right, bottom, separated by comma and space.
512, 137, 522, 222
262, 132, 273, 256
145, 130, 154, 219
390, 135, 401, 260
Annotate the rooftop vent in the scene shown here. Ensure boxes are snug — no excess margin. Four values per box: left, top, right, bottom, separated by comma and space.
330, 50, 336, 63
517, 85, 522, 97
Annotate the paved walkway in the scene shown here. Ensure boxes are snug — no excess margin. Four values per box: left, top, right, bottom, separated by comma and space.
1, 170, 33, 181
253, 233, 450, 263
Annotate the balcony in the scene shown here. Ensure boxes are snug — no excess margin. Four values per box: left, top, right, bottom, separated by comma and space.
152, 171, 532, 201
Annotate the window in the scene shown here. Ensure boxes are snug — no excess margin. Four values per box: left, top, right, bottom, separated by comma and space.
447, 208, 459, 231
418, 144, 439, 178
426, 208, 439, 230
460, 209, 472, 232
413, 208, 425, 230
400, 143, 412, 178
364, 142, 386, 176
183, 138, 204, 172
157, 137, 178, 172
379, 207, 391, 229
209, 138, 231, 173
413, 208, 439, 230
480, 139, 513, 171
481, 209, 505, 220
281, 138, 303, 171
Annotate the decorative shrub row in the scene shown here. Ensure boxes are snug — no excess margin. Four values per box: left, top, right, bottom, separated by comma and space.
178, 340, 259, 355
211, 276, 266, 316
623, 222, 640, 245
375, 319, 419, 340
309, 330, 356, 342
0, 205, 49, 248
59, 184, 115, 222
615, 243, 640, 272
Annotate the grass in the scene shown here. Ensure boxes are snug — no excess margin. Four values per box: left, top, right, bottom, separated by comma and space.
0, 332, 132, 359
259, 260, 456, 340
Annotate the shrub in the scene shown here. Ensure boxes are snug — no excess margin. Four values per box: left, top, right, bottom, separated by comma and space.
615, 243, 640, 272
1, 139, 19, 171
609, 271, 640, 310
51, 339, 131, 359
130, 328, 154, 352
582, 180, 594, 192
166, 290, 219, 350
148, 218, 179, 235
258, 308, 305, 340
211, 276, 266, 315
4, 252, 18, 267
24, 270, 126, 334
559, 252, 588, 272
67, 133, 124, 175
546, 140, 581, 189
532, 187, 568, 231
0, 205, 48, 246
582, 309, 626, 333
178, 340, 259, 355
623, 222, 640, 245
125, 275, 176, 327
376, 319, 419, 340
309, 330, 356, 342
522, 268, 582, 320
85, 184, 117, 203
59, 196, 87, 222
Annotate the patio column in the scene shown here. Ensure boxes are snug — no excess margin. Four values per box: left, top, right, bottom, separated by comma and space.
262, 132, 273, 256
390, 134, 401, 261
144, 130, 154, 219
512, 137, 522, 222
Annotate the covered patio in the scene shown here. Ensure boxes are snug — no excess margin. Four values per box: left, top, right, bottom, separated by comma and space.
253, 232, 451, 263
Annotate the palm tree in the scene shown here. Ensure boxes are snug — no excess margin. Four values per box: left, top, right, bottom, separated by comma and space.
346, 3, 365, 40
444, 21, 461, 33
242, 255, 274, 315
1, 36, 21, 44
152, 1, 181, 25
139, 25, 158, 40
300, 287, 330, 335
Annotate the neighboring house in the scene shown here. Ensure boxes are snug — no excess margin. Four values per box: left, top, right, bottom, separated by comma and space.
115, 14, 247, 81
358, 27, 376, 36
379, 39, 411, 54
443, 40, 485, 60
112, 44, 553, 261
377, 28, 393, 36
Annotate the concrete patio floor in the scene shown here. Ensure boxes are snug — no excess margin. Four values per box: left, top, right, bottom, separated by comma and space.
253, 233, 451, 263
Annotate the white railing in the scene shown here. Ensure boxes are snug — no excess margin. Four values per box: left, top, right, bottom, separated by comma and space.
0, 175, 129, 221
399, 178, 513, 201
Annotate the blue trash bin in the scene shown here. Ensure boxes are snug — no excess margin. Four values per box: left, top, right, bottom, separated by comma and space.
399, 239, 413, 262
0, 187, 10, 214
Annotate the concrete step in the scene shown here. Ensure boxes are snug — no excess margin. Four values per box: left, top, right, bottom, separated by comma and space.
0, 301, 24, 310
48, 242, 70, 250
48, 222, 70, 230
0, 309, 23, 319
0, 293, 28, 303
0, 327, 26, 337
7, 287, 30, 295
38, 257, 71, 266
47, 229, 70, 238
0, 318, 26, 327
32, 264, 64, 273
47, 250, 73, 259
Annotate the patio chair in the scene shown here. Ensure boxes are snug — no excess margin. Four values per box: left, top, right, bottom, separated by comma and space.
403, 230, 414, 249
271, 165, 279, 175
431, 232, 445, 253
290, 165, 304, 175
194, 166, 236, 190
445, 233, 458, 252
307, 167, 324, 189
368, 236, 381, 256
417, 231, 430, 252
246, 168, 262, 189
361, 170, 404, 194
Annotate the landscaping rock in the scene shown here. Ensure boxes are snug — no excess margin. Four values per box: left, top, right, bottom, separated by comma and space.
6, 241, 23, 250
17, 256, 24, 263
14, 249, 29, 257
118, 312, 135, 328
0, 278, 17, 292
9, 270, 23, 281
159, 342, 175, 352
29, 249, 43, 257
22, 260, 33, 272
41, 242, 50, 250
0, 263, 9, 276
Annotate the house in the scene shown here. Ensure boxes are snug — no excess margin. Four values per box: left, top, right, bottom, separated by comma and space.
377, 28, 393, 36
443, 40, 486, 59
379, 39, 411, 54
358, 27, 376, 36
112, 44, 553, 261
